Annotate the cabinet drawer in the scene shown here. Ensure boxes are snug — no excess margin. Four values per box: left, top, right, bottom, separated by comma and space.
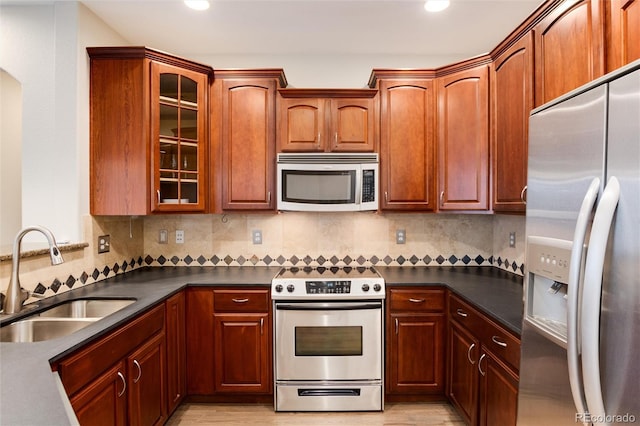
388, 288, 445, 312
478, 317, 521, 373
449, 294, 484, 336
213, 289, 270, 313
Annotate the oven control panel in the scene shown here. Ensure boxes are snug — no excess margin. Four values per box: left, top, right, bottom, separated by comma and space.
306, 280, 351, 294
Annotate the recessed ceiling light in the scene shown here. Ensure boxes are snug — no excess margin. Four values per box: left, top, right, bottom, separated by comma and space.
424, 0, 450, 13
184, 0, 210, 11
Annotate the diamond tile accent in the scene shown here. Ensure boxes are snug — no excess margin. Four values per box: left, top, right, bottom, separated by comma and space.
397, 255, 406, 265
317, 255, 326, 265
423, 255, 432, 265
157, 255, 167, 265
449, 255, 458, 264
224, 255, 234, 265
330, 256, 340, 265
211, 255, 221, 265
145, 255, 154, 265
237, 256, 246, 265
303, 255, 313, 265
184, 255, 193, 265
170, 256, 180, 265
263, 255, 273, 265
113, 263, 120, 274
356, 256, 366, 265
197, 255, 207, 265
80, 271, 89, 284
276, 255, 286, 265
290, 255, 299, 265
462, 255, 471, 265
436, 255, 445, 265
51, 279, 62, 293
370, 256, 379, 265
475, 255, 485, 264
33, 283, 47, 295
102, 266, 110, 276
66, 275, 76, 288
409, 255, 419, 265
343, 255, 352, 265
383, 255, 393, 265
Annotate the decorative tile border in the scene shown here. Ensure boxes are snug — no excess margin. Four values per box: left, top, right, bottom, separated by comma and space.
30, 253, 524, 297
32, 257, 145, 298
142, 253, 495, 268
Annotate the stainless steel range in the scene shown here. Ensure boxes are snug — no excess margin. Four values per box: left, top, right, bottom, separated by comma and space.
271, 266, 385, 412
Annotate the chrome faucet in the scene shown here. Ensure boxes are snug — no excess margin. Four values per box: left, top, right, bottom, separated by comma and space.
3, 226, 64, 314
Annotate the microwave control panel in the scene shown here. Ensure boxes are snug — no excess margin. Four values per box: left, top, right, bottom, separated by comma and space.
362, 170, 376, 203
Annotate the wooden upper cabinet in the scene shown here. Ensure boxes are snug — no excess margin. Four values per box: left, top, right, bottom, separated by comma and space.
372, 72, 436, 211
277, 89, 378, 152
88, 47, 212, 215
437, 63, 490, 211
212, 70, 286, 211
491, 33, 534, 214
607, 0, 640, 72
533, 0, 605, 106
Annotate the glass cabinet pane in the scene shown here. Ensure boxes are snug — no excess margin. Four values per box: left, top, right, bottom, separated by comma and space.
157, 71, 201, 206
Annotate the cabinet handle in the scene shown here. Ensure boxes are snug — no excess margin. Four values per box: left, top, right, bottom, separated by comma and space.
268, 191, 271, 203
317, 133, 321, 144
334, 132, 338, 145
133, 359, 142, 383
478, 353, 487, 376
117, 372, 126, 397
467, 343, 476, 365
157, 190, 161, 204
520, 185, 528, 205
232, 298, 249, 303
440, 191, 445, 206
491, 335, 508, 348
409, 298, 425, 303
456, 308, 468, 318
384, 192, 388, 202
395, 318, 399, 335
260, 318, 264, 335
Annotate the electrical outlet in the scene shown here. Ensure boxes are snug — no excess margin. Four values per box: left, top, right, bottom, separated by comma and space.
509, 232, 516, 248
176, 230, 185, 244
252, 229, 262, 245
396, 229, 406, 244
98, 235, 110, 254
159, 229, 168, 244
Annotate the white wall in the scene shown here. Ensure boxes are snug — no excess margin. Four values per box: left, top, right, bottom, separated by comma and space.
0, 2, 127, 245
0, 70, 23, 246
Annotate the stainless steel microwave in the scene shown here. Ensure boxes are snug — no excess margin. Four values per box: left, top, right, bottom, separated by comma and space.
276, 153, 379, 212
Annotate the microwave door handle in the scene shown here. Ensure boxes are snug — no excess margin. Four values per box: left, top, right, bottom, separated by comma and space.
355, 167, 362, 205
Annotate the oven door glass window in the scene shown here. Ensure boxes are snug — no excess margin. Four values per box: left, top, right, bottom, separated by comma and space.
295, 326, 363, 356
282, 170, 356, 204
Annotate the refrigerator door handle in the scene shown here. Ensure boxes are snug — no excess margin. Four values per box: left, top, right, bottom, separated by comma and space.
567, 177, 600, 419
581, 176, 621, 424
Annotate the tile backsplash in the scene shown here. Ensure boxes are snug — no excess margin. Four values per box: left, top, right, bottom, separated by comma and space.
0, 212, 525, 301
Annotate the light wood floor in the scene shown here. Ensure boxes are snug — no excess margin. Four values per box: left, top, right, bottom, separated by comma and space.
166, 402, 464, 425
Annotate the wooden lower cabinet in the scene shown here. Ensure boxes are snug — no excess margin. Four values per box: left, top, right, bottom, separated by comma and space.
386, 287, 446, 399
447, 294, 520, 426
448, 321, 480, 424
213, 312, 271, 394
55, 304, 167, 426
127, 332, 166, 426
70, 362, 127, 426
186, 287, 272, 399
478, 350, 519, 426
165, 292, 186, 415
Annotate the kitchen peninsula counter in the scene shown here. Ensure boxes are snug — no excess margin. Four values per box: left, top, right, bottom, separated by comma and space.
0, 265, 522, 425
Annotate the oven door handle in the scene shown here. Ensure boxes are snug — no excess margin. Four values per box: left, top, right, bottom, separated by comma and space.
275, 302, 381, 311
298, 389, 361, 397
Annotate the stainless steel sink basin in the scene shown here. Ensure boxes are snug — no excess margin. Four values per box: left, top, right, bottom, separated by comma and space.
37, 298, 135, 319
0, 318, 97, 343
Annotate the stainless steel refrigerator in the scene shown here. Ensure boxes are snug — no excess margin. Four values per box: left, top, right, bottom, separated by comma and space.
518, 59, 640, 425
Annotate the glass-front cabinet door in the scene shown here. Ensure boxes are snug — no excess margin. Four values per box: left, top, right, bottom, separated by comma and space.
152, 62, 207, 211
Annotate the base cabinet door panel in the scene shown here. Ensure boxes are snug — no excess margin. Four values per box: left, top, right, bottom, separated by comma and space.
479, 351, 519, 426
70, 362, 127, 426
127, 332, 166, 426
388, 314, 445, 395
213, 313, 271, 394
448, 321, 480, 425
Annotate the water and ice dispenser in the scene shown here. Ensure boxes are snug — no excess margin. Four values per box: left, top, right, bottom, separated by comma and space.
524, 236, 576, 348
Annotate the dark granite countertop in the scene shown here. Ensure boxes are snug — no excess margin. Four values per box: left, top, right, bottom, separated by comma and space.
0, 265, 522, 425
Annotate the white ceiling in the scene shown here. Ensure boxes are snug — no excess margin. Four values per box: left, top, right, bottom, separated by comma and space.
82, 0, 544, 59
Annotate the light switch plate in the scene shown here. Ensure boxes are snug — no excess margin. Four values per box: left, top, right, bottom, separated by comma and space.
159, 229, 168, 244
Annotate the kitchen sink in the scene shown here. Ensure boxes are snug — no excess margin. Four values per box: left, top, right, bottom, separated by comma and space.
37, 298, 135, 319
0, 318, 97, 343
0, 298, 136, 342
